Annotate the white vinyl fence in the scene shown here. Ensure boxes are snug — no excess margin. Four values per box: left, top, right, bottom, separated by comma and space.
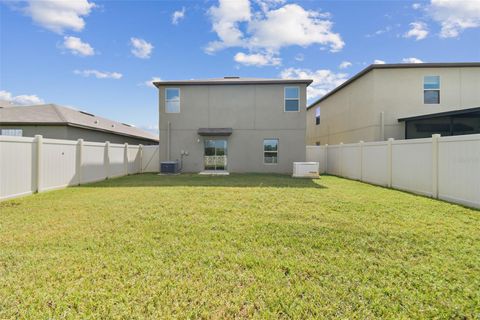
0, 135, 159, 200
306, 134, 480, 209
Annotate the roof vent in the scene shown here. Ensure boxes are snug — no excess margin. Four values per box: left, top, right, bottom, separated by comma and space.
224, 76, 240, 79
79, 111, 95, 117
94, 120, 99, 124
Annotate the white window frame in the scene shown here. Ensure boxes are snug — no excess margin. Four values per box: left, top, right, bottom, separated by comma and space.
423, 76, 440, 105
165, 88, 181, 113
284, 87, 300, 112
0, 128, 23, 136
263, 138, 279, 165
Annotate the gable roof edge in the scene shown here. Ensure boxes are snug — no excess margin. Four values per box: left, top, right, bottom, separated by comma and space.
307, 62, 480, 110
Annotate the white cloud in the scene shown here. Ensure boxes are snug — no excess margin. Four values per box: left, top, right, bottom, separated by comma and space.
254, 0, 286, 12
280, 68, 348, 101
172, 7, 186, 25
63, 36, 94, 56
130, 37, 153, 59
339, 61, 352, 69
373, 59, 386, 64
206, 1, 344, 62
0, 90, 45, 105
402, 57, 423, 63
294, 53, 304, 61
412, 3, 422, 10
429, 0, 480, 38
74, 69, 123, 79
404, 22, 429, 40
24, 0, 95, 34
206, 0, 252, 53
143, 77, 162, 88
247, 4, 344, 52
366, 25, 392, 38
234, 52, 281, 66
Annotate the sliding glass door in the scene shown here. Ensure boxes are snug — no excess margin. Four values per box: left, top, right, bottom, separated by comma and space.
204, 139, 227, 171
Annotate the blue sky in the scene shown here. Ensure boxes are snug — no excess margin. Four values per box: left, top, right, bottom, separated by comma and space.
1, 0, 479, 133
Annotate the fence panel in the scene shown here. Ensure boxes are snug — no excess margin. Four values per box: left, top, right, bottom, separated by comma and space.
41, 139, 78, 191
0, 136, 37, 200
438, 134, 480, 208
109, 144, 125, 178
326, 145, 341, 176
342, 144, 361, 180
392, 139, 433, 196
142, 145, 160, 173
307, 134, 480, 209
81, 142, 107, 184
1, 136, 159, 200
127, 145, 140, 174
362, 142, 389, 186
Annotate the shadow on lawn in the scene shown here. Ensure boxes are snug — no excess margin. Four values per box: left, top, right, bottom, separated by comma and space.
80, 173, 327, 189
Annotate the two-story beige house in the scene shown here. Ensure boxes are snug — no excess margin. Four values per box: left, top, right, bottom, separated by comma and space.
307, 62, 480, 145
154, 77, 312, 173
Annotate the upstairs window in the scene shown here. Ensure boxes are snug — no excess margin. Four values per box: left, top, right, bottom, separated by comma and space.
165, 88, 180, 113
424, 76, 440, 104
0, 129, 22, 136
284, 87, 299, 112
264, 139, 278, 164
315, 107, 320, 125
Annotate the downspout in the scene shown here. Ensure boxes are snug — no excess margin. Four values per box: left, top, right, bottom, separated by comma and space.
380, 111, 385, 141
167, 121, 171, 161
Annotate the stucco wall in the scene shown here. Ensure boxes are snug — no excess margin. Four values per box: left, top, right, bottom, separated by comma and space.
307, 66, 480, 145
306, 71, 375, 145
0, 125, 157, 145
158, 83, 308, 173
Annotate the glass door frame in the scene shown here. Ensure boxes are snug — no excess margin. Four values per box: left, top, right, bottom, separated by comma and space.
204, 139, 228, 171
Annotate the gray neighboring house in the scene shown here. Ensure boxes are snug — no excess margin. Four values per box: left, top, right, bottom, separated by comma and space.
0, 103, 158, 145
307, 62, 480, 145
154, 77, 312, 174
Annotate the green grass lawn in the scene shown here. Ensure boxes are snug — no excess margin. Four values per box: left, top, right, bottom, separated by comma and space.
0, 174, 479, 318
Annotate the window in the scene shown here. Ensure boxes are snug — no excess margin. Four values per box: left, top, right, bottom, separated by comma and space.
284, 87, 299, 112
165, 88, 180, 113
0, 129, 22, 136
315, 107, 320, 125
424, 76, 440, 104
263, 139, 278, 164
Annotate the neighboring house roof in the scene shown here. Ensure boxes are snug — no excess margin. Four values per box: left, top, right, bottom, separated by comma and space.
398, 106, 480, 122
153, 76, 313, 87
307, 62, 480, 110
0, 104, 158, 142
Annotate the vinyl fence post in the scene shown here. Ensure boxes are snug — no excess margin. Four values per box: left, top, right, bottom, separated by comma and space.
77, 139, 83, 185
139, 144, 144, 174
432, 134, 440, 199
324, 144, 328, 174
359, 141, 364, 181
124, 143, 129, 176
387, 138, 394, 188
34, 135, 43, 193
105, 141, 110, 180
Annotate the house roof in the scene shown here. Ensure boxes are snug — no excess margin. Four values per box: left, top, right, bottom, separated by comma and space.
153, 76, 313, 87
307, 62, 480, 110
398, 107, 480, 122
0, 104, 158, 142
